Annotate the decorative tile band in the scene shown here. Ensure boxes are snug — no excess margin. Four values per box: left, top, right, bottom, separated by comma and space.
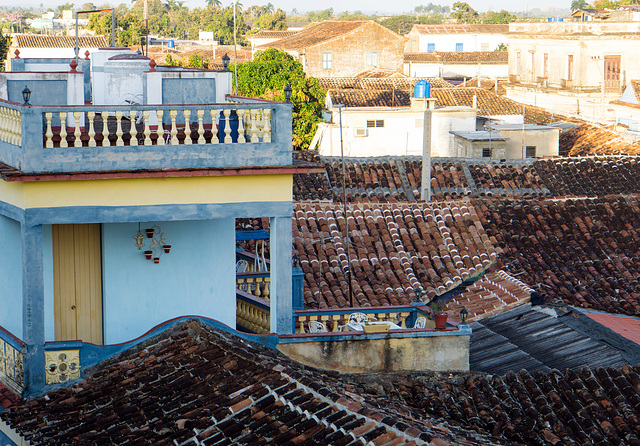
0, 338, 24, 392
45, 350, 81, 385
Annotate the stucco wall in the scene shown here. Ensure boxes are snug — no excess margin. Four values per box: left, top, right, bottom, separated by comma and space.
0, 216, 22, 337
304, 22, 405, 78
101, 219, 236, 344
497, 128, 560, 159
407, 32, 507, 53
406, 62, 507, 79
317, 107, 476, 157
508, 35, 640, 89
278, 333, 470, 373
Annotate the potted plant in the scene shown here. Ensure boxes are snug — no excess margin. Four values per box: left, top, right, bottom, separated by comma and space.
430, 300, 448, 330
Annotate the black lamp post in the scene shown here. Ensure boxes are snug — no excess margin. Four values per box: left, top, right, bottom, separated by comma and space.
284, 84, 292, 103
221, 53, 230, 71
413, 286, 423, 304
22, 86, 31, 105
460, 307, 468, 324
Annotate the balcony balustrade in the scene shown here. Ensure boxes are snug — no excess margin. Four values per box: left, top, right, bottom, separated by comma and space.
0, 100, 292, 173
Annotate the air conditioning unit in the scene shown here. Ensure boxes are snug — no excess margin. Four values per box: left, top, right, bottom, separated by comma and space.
354, 128, 368, 137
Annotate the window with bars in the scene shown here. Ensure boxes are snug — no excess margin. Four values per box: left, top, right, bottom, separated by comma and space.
526, 146, 536, 158
482, 148, 492, 158
366, 120, 384, 128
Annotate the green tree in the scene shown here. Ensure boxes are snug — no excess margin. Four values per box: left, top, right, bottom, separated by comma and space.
0, 33, 10, 72
252, 8, 287, 31
236, 48, 325, 150
570, 0, 589, 9
307, 8, 334, 21
481, 9, 517, 24
450, 2, 478, 23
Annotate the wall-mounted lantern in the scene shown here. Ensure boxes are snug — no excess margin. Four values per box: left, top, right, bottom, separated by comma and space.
222, 53, 230, 71
22, 86, 31, 105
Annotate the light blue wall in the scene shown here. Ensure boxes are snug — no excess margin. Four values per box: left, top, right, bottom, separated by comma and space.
0, 216, 22, 336
42, 225, 54, 341
7, 80, 67, 105
101, 219, 236, 344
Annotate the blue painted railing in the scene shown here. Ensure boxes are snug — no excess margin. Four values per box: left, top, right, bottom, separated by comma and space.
0, 99, 292, 173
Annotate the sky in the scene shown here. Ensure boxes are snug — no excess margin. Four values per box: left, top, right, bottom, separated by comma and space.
5, 0, 568, 15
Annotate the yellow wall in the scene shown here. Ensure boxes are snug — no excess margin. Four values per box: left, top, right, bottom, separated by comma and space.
0, 174, 293, 210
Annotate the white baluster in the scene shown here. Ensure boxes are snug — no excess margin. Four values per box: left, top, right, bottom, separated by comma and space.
87, 111, 96, 147
10, 109, 18, 145
115, 111, 124, 146
59, 112, 68, 147
249, 109, 259, 142
236, 109, 246, 143
196, 109, 205, 144
45, 112, 54, 148
101, 111, 109, 146
170, 110, 179, 145
209, 109, 219, 144
223, 109, 232, 143
183, 109, 191, 145
263, 108, 271, 142
129, 110, 138, 146
143, 111, 151, 146
0, 107, 6, 143
73, 111, 82, 147
156, 110, 164, 145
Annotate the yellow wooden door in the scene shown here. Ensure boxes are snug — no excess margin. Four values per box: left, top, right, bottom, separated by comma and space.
52, 224, 103, 344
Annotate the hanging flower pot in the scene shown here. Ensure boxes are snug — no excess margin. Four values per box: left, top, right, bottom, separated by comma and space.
146, 228, 155, 238
153, 257, 160, 264
163, 244, 171, 253
144, 251, 153, 260
434, 314, 448, 330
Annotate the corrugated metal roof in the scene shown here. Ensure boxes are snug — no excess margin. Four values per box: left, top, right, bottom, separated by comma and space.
470, 304, 632, 375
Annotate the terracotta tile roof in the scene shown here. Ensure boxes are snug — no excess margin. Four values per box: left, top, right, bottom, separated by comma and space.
471, 195, 640, 317
404, 51, 508, 64
459, 77, 508, 95
259, 20, 369, 51
0, 320, 505, 445
448, 270, 533, 322
247, 30, 300, 39
431, 88, 554, 123
411, 24, 509, 34
352, 67, 406, 78
585, 312, 640, 345
559, 122, 640, 156
293, 202, 497, 309
0, 382, 20, 410
352, 364, 640, 445
327, 88, 410, 107
12, 34, 108, 49
318, 76, 454, 91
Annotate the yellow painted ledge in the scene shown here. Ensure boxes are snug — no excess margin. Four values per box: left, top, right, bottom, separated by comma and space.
0, 174, 293, 209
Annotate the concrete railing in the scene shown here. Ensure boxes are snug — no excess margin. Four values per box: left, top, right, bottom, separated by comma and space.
236, 272, 271, 300
236, 290, 271, 334
294, 306, 426, 334
0, 99, 292, 173
0, 325, 25, 395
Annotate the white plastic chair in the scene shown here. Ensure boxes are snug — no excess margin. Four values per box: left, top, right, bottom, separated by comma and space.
414, 316, 427, 329
339, 312, 369, 331
236, 259, 249, 273
308, 321, 327, 333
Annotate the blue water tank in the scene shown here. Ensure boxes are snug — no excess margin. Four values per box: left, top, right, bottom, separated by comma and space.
414, 80, 426, 98
167, 39, 175, 49
425, 81, 431, 99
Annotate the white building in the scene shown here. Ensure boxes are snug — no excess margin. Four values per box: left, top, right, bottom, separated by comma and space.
404, 51, 508, 80
506, 21, 640, 123
405, 24, 508, 54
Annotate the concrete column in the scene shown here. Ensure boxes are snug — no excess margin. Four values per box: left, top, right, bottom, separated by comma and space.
21, 221, 45, 395
292, 266, 304, 310
270, 215, 293, 334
